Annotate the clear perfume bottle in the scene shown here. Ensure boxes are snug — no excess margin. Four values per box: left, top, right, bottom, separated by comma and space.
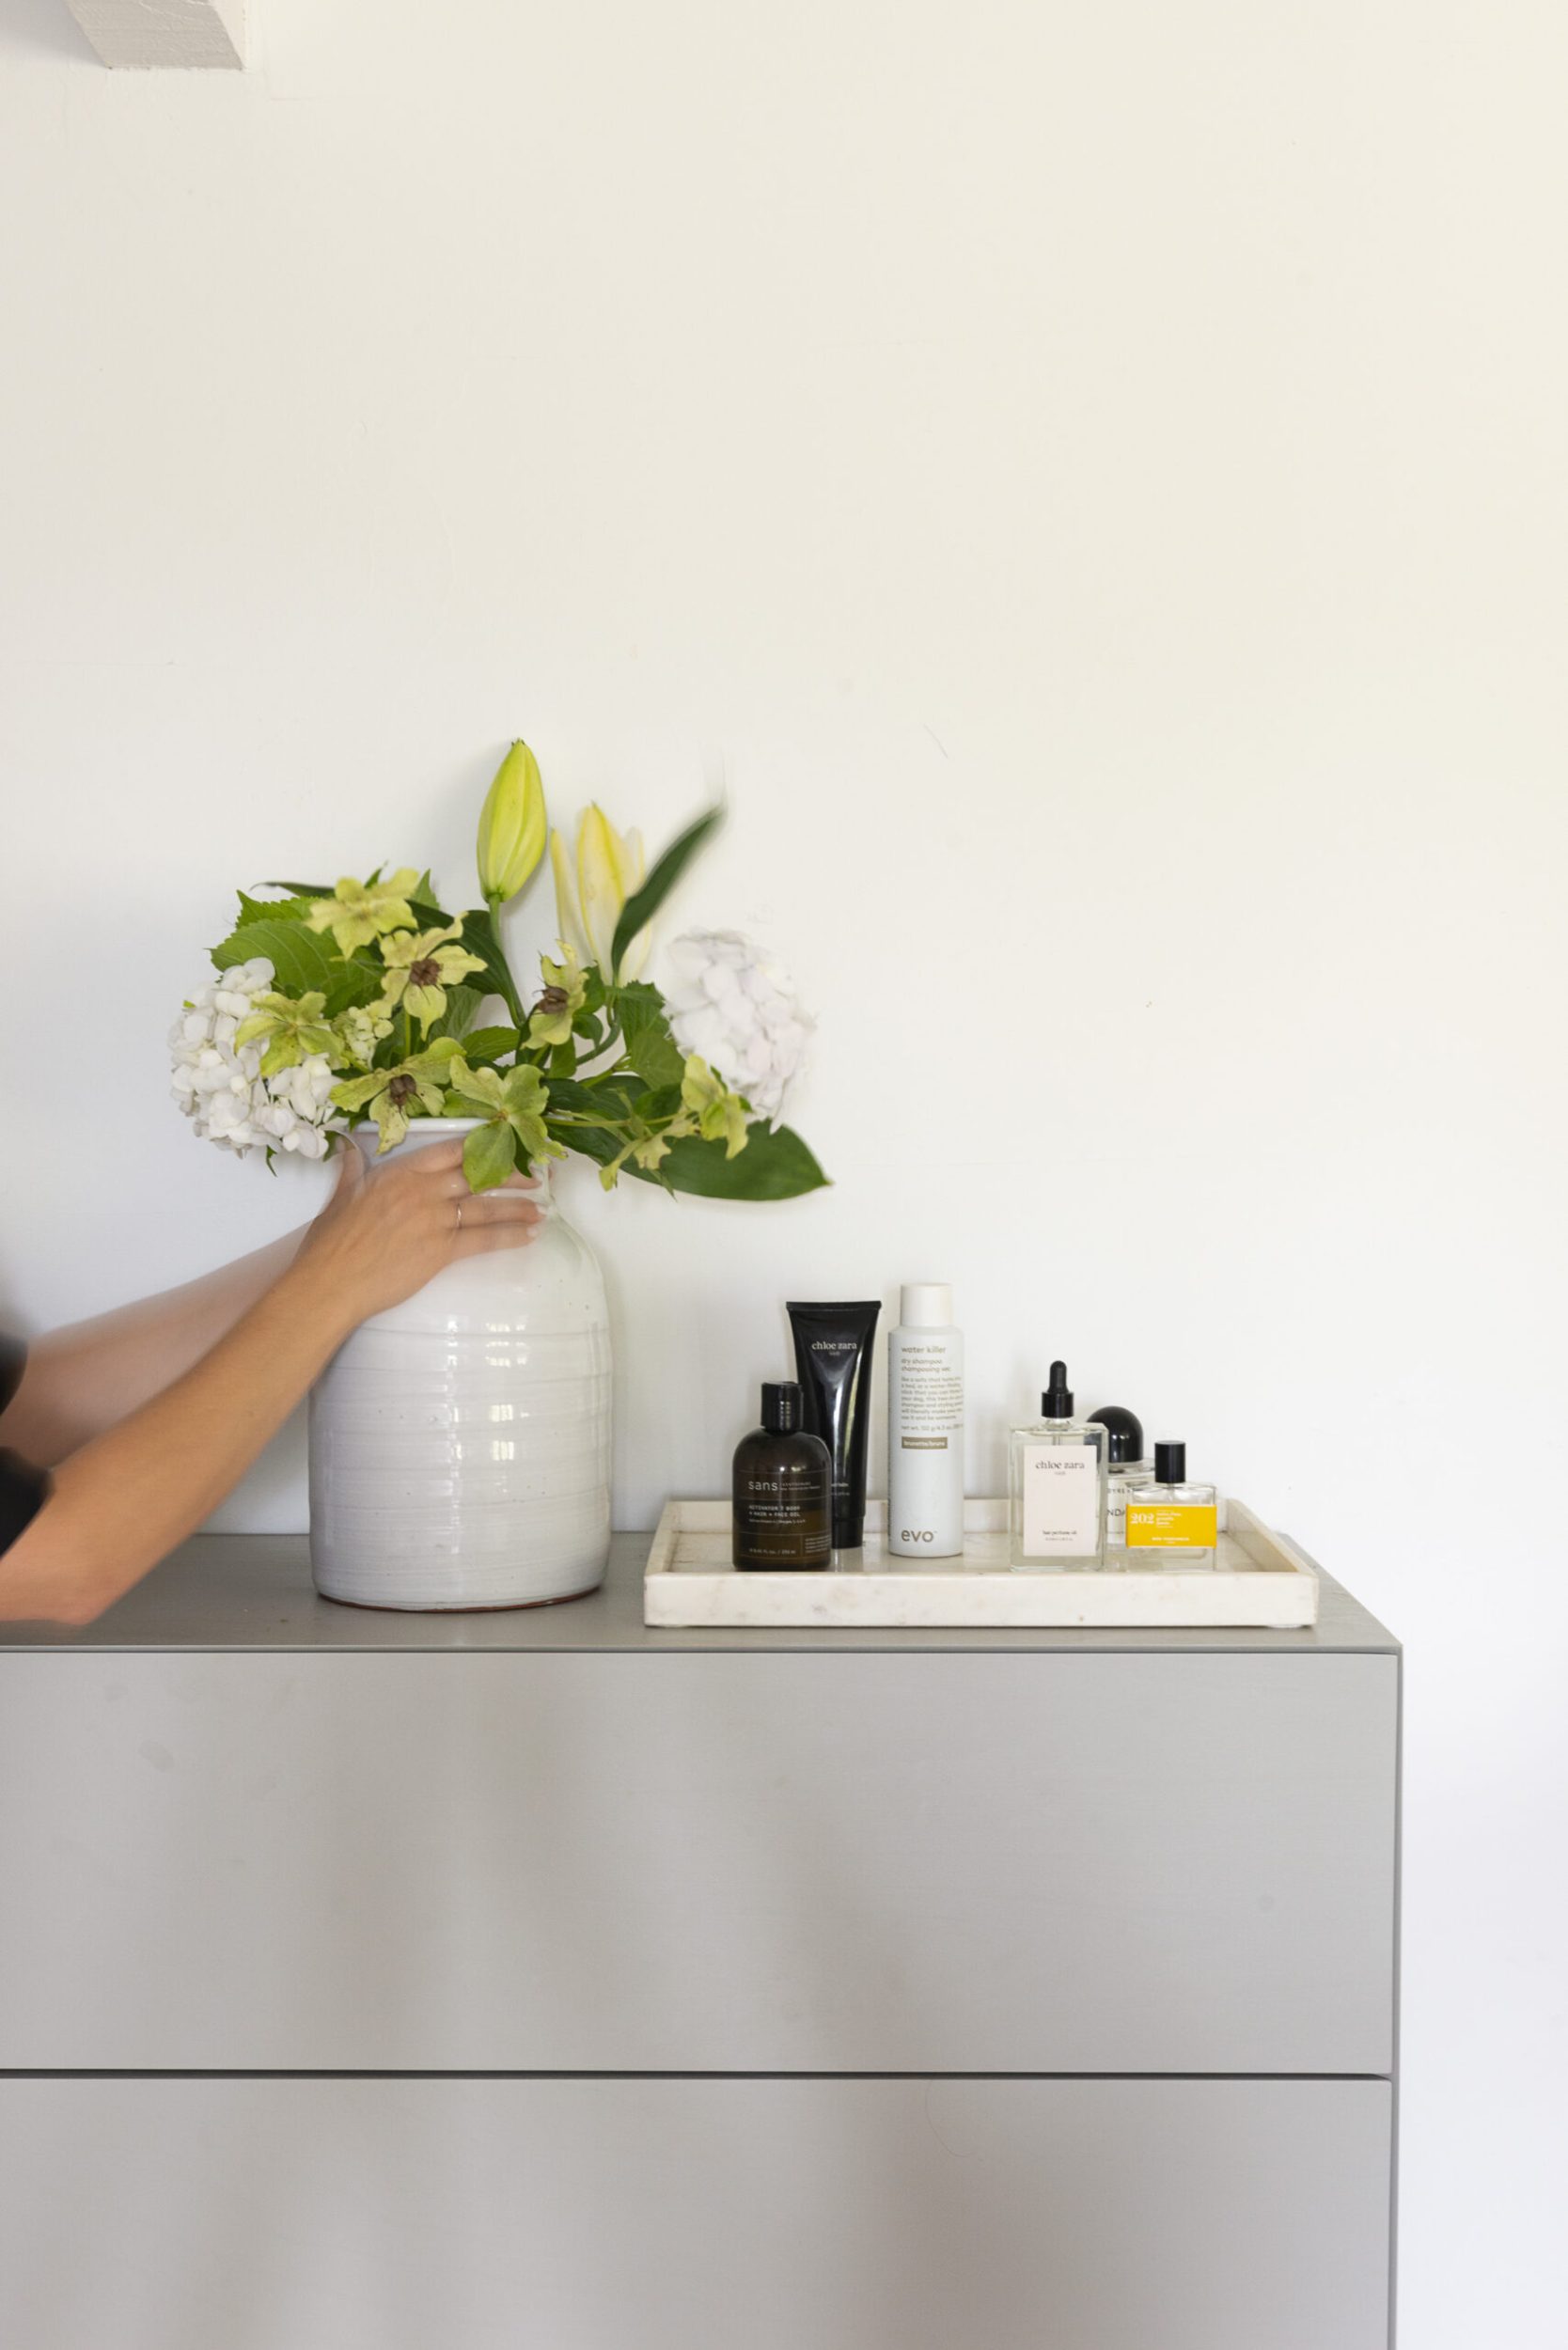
1122, 1440, 1217, 1566
1088, 1404, 1151, 1555
1008, 1360, 1106, 1569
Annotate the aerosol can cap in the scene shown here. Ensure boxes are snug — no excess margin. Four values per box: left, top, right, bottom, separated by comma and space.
900, 1283, 953, 1327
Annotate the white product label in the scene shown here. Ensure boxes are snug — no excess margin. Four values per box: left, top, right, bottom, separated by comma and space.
1021, 1445, 1100, 1558
1105, 1469, 1140, 1546
887, 1330, 965, 1557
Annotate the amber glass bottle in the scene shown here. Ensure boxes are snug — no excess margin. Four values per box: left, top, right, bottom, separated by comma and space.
732, 1382, 833, 1570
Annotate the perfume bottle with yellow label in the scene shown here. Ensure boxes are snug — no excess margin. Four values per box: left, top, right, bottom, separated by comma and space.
1123, 1441, 1217, 1565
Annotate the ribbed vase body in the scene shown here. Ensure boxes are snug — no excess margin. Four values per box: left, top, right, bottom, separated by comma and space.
308, 1127, 612, 1609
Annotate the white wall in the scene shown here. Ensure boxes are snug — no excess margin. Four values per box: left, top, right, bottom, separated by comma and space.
3, 0, 1565, 2338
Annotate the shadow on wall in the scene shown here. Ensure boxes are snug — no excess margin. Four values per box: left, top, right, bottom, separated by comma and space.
0, 1, 95, 60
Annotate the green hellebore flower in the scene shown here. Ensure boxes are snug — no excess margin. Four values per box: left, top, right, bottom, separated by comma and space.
595, 1116, 680, 1192
234, 990, 338, 1080
527, 943, 588, 1049
377, 922, 487, 1034
446, 1057, 564, 1190
331, 1039, 464, 1153
306, 869, 423, 957
681, 1054, 750, 1159
477, 741, 548, 906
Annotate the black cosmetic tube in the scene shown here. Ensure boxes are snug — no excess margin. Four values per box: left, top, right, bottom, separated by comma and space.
786, 1299, 881, 1550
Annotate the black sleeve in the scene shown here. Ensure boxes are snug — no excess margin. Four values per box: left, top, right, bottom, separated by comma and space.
0, 1334, 52, 1555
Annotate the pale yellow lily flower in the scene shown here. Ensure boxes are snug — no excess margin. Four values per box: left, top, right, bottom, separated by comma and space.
549, 828, 591, 964
549, 805, 650, 980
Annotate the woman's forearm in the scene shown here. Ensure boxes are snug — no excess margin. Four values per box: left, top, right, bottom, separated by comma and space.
0, 1229, 308, 1465
0, 1263, 353, 1625
0, 1136, 544, 1627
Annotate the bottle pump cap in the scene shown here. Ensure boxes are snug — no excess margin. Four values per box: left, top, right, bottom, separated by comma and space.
900, 1282, 953, 1327
1154, 1439, 1186, 1483
761, 1381, 803, 1434
1089, 1405, 1144, 1464
1042, 1360, 1074, 1417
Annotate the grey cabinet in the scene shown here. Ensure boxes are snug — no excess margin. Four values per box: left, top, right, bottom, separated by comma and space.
0, 1533, 1401, 2348
0, 2077, 1392, 2350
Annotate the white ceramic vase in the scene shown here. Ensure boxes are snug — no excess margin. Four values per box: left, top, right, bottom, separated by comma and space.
308, 1121, 612, 1610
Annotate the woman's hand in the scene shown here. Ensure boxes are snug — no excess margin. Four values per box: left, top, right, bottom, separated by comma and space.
290, 1138, 544, 1336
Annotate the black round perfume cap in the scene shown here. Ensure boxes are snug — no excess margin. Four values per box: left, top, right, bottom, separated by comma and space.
1154, 1439, 1186, 1483
1042, 1359, 1074, 1416
761, 1381, 803, 1434
1089, 1405, 1144, 1464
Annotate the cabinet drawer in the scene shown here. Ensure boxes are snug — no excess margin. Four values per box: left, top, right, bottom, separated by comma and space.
0, 2076, 1391, 2350
0, 1650, 1396, 2072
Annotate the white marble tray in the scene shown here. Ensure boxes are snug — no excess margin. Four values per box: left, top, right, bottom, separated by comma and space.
644, 1498, 1319, 1629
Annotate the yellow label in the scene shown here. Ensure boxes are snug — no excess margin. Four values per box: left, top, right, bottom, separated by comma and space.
1125, 1502, 1217, 1549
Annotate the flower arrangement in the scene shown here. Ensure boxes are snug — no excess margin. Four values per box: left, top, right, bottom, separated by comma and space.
171, 745, 826, 1201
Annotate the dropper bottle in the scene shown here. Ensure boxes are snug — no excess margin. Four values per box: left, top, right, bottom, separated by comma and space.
1006, 1359, 1107, 1569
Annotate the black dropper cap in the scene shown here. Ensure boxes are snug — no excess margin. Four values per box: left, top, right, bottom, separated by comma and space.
1154, 1439, 1186, 1483
1089, 1405, 1144, 1464
1042, 1360, 1074, 1417
761, 1381, 803, 1434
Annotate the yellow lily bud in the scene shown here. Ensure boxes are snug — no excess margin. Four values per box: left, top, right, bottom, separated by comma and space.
476, 740, 547, 905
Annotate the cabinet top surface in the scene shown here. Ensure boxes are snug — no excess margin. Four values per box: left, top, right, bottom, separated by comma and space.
0, 1531, 1399, 1655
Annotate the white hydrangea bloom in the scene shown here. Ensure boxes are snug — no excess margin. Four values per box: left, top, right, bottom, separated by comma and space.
257, 1056, 338, 1159
170, 961, 339, 1161
663, 931, 812, 1122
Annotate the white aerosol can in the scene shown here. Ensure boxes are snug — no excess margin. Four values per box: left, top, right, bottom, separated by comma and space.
886, 1282, 965, 1558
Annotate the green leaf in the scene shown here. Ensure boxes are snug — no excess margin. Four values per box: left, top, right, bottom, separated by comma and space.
544, 1075, 637, 1123
580, 967, 608, 1018
463, 1120, 518, 1192
609, 806, 722, 975
212, 919, 341, 998
327, 957, 386, 1017
546, 1120, 621, 1173
639, 1122, 828, 1200
458, 1025, 520, 1065
631, 1083, 683, 1122
263, 879, 332, 896
437, 983, 485, 1040
542, 1096, 826, 1198
214, 917, 381, 1019
237, 891, 315, 927
614, 981, 687, 1090
455, 905, 524, 1023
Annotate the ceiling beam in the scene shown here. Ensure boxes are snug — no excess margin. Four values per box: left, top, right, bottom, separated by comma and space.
64, 0, 245, 69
